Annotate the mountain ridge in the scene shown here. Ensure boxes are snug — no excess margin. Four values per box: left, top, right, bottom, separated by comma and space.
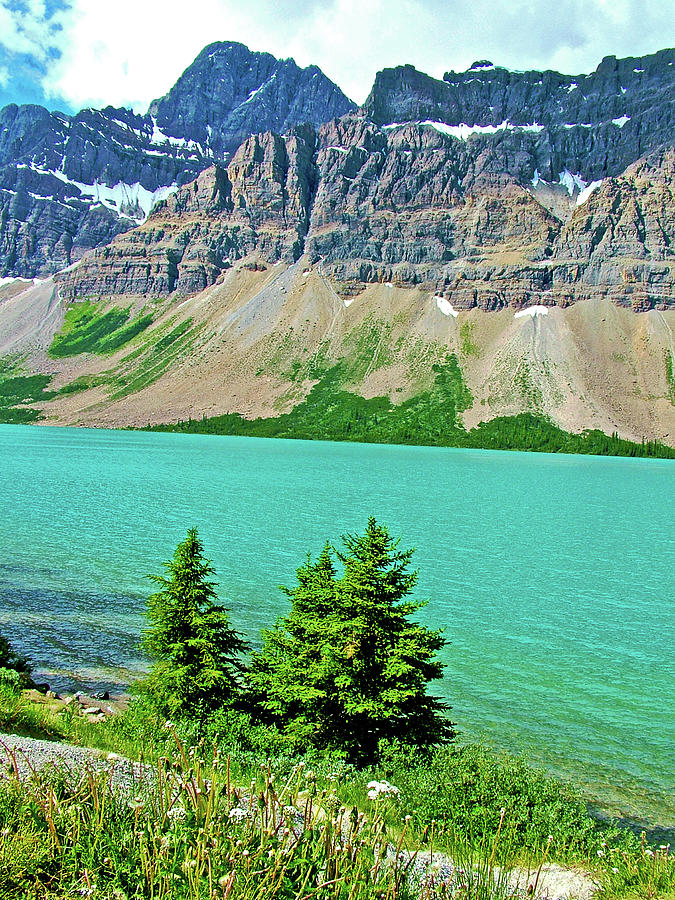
0, 41, 354, 279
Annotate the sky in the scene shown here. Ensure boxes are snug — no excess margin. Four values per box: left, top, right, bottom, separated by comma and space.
0, 0, 674, 114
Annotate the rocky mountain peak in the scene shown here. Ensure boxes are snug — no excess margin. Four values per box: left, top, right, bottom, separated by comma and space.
148, 40, 355, 157
0, 40, 354, 278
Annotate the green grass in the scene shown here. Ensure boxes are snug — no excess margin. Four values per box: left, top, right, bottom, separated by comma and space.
56, 374, 109, 396
50, 316, 201, 402
666, 352, 675, 406
1, 689, 673, 899
0, 358, 55, 423
107, 317, 200, 400
49, 301, 153, 358
460, 322, 480, 358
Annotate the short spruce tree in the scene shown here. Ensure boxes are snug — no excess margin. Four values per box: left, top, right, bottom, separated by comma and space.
250, 518, 454, 763
142, 528, 247, 718
0, 630, 31, 688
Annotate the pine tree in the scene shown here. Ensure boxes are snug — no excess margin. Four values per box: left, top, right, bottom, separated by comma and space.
250, 519, 454, 763
142, 528, 247, 718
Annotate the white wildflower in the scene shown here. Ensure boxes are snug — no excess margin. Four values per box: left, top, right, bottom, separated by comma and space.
366, 780, 400, 799
228, 807, 248, 820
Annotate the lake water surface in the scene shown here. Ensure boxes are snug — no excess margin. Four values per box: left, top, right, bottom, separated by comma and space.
0, 424, 673, 825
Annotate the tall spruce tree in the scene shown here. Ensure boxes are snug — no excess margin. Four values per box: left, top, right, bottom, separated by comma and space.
142, 528, 247, 718
250, 519, 454, 763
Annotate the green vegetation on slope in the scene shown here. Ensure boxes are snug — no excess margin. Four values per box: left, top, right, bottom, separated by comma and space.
107, 317, 200, 400
147, 356, 675, 459
0, 358, 53, 423
49, 300, 153, 358
667, 351, 675, 405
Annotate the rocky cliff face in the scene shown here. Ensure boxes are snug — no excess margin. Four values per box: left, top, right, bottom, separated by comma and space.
0, 42, 354, 278
61, 93, 675, 311
60, 127, 319, 299
149, 42, 355, 157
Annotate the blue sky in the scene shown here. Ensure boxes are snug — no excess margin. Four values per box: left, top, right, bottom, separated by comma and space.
1, 0, 674, 114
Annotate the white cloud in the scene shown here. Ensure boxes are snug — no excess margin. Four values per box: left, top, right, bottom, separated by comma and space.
0, 0, 63, 65
18, 0, 675, 111
0, 65, 9, 88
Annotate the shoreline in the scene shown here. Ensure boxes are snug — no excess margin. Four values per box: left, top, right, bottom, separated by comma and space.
13, 683, 674, 838
3, 419, 675, 462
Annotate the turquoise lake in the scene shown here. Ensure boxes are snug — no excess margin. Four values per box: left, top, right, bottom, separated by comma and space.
0, 424, 673, 825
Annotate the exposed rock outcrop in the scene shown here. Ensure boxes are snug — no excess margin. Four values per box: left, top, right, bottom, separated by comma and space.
149, 42, 355, 157
362, 49, 675, 180
60, 127, 319, 299
61, 116, 675, 311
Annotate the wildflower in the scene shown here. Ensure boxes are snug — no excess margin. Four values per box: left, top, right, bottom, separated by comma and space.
612, 867, 619, 874
366, 780, 400, 800
646, 849, 655, 857
228, 808, 247, 821
597, 850, 605, 857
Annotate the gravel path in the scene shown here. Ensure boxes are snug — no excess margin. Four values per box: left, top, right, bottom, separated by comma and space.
0, 730, 152, 795
398, 849, 599, 900
0, 731, 599, 899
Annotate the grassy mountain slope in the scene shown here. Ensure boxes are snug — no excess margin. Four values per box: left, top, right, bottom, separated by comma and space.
0, 262, 673, 449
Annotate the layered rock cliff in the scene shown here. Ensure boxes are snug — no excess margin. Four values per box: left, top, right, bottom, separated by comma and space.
0, 43, 354, 278
60, 106, 675, 311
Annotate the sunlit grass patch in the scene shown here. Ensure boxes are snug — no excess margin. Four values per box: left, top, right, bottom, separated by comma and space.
49, 301, 153, 358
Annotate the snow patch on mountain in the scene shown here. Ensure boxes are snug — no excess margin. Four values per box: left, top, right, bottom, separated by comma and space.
559, 170, 586, 196
514, 305, 549, 319
383, 120, 545, 140
240, 73, 277, 107
16, 163, 177, 221
576, 180, 603, 205
435, 296, 459, 317
150, 119, 205, 154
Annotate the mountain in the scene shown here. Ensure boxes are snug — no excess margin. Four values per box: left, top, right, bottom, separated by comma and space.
149, 42, 355, 157
0, 47, 673, 447
0, 42, 354, 278
363, 49, 675, 180
61, 103, 675, 311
